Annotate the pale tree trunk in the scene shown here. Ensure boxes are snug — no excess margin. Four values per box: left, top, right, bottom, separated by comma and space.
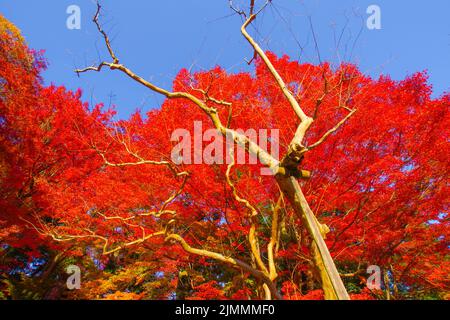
276, 176, 350, 300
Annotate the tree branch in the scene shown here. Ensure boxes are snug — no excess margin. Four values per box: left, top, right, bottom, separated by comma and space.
226, 149, 270, 277
166, 233, 281, 300
241, 13, 310, 124
308, 108, 356, 150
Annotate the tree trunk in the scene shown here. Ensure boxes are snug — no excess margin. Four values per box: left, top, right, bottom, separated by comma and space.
276, 175, 350, 300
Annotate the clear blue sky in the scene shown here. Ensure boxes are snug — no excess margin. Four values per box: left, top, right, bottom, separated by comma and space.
1, 0, 449, 119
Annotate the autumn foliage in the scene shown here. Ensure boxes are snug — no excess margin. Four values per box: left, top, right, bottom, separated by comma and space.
0, 13, 448, 300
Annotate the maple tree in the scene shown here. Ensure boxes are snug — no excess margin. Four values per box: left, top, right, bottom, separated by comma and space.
0, 2, 448, 300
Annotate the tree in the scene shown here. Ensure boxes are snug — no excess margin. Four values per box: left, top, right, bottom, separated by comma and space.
1, 3, 448, 300
0, 12, 113, 298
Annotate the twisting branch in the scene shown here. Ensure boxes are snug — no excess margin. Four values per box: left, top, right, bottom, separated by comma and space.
93, 1, 119, 64
166, 234, 282, 300
76, 62, 109, 76
225, 150, 259, 217
92, 124, 186, 178
92, 132, 190, 219
99, 153, 171, 168
20, 216, 166, 255
226, 149, 270, 278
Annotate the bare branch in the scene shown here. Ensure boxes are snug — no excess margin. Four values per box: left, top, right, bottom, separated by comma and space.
166, 233, 281, 300
241, 12, 310, 124
308, 108, 356, 150
93, 1, 119, 63
229, 0, 247, 18
75, 62, 109, 76
190, 86, 232, 107
22, 214, 167, 255
225, 150, 259, 217
226, 149, 269, 276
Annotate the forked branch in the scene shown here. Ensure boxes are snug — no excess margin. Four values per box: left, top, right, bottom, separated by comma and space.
166, 234, 281, 300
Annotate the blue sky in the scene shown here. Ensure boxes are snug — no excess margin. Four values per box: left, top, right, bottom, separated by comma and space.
1, 0, 449, 119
